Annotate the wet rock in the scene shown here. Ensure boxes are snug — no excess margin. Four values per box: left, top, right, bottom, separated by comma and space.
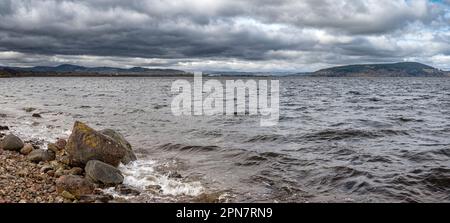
0, 126, 9, 131
99, 129, 137, 164
145, 185, 162, 193
1, 134, 24, 151
56, 175, 95, 199
85, 160, 124, 186
32, 113, 42, 118
115, 184, 140, 196
20, 143, 34, 155
66, 121, 127, 167
168, 171, 183, 179
27, 149, 56, 163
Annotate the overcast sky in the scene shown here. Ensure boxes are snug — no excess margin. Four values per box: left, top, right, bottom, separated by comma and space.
0, 0, 449, 72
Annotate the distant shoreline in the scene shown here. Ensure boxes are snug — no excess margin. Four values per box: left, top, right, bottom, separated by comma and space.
1, 62, 449, 78
1, 73, 449, 78
0, 73, 195, 78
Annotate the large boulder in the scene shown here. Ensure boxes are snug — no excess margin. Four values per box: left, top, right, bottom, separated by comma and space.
85, 160, 124, 186
66, 121, 126, 167
27, 149, 56, 163
1, 134, 24, 151
56, 175, 95, 199
99, 129, 137, 164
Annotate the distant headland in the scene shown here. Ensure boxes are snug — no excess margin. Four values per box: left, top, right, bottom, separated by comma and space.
0, 62, 449, 78
0, 64, 188, 77
308, 62, 449, 77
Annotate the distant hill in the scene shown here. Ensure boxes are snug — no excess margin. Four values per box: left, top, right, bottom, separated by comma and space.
203, 71, 297, 76
0, 64, 188, 77
311, 62, 447, 77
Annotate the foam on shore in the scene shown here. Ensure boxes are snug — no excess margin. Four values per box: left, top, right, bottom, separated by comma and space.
117, 160, 204, 197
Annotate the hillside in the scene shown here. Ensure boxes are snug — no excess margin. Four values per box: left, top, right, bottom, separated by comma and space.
312, 62, 447, 77
0, 64, 188, 77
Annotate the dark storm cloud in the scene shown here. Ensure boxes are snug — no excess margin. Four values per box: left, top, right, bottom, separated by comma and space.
0, 0, 449, 71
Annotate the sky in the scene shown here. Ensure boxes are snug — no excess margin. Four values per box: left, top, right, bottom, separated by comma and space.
0, 0, 449, 72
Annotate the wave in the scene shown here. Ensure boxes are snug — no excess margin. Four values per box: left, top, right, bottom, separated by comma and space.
156, 143, 220, 152
245, 134, 287, 143
394, 117, 425, 123
300, 129, 409, 141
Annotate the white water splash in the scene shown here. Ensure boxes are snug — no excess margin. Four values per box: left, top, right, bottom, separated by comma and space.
118, 159, 204, 197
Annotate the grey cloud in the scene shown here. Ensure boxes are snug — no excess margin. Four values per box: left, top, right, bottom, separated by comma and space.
0, 0, 449, 71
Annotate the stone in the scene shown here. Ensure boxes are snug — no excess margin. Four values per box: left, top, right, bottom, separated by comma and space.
27, 149, 56, 163
55, 138, 67, 150
193, 192, 224, 203
99, 129, 137, 164
40, 165, 53, 173
20, 143, 34, 155
115, 184, 140, 196
79, 194, 113, 203
85, 160, 124, 186
49, 160, 66, 170
47, 170, 55, 177
66, 121, 127, 167
60, 191, 76, 200
17, 170, 28, 177
55, 168, 65, 178
0, 126, 9, 131
0, 134, 24, 151
69, 167, 83, 175
168, 171, 182, 179
145, 185, 162, 193
56, 175, 95, 199
57, 155, 71, 166
47, 143, 60, 154
32, 113, 42, 118
55, 197, 64, 203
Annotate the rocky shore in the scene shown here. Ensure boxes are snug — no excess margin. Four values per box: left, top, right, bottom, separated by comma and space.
0, 121, 139, 203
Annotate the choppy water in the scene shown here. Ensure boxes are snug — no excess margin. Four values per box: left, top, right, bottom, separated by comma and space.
1, 77, 449, 203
